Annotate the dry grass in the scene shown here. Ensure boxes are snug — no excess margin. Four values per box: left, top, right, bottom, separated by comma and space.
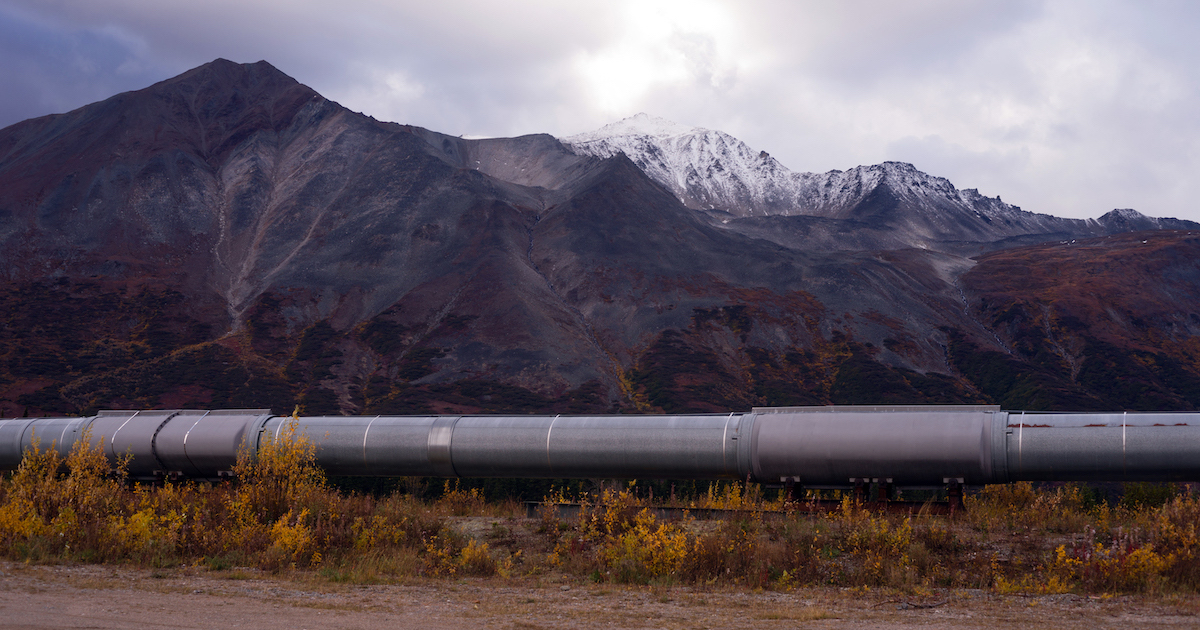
752, 604, 838, 620
2, 429, 1199, 596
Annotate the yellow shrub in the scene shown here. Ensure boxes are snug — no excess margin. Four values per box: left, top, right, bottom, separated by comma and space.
827, 500, 914, 586
439, 482, 485, 516
232, 416, 327, 525
424, 534, 506, 577
1051, 529, 1169, 592
994, 572, 1072, 595
0, 496, 45, 540
351, 514, 409, 550
602, 509, 690, 583
967, 482, 1090, 532
270, 508, 315, 564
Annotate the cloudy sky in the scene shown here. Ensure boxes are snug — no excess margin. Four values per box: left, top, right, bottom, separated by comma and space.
2, 0, 1198, 221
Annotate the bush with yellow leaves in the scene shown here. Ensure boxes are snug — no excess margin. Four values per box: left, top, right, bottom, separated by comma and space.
3, 427, 1200, 595
424, 531, 510, 577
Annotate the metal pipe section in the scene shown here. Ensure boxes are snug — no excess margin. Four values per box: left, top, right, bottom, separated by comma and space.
1005, 411, 1200, 482
265, 413, 750, 479
0, 410, 274, 481
749, 406, 1007, 486
0, 406, 1197, 485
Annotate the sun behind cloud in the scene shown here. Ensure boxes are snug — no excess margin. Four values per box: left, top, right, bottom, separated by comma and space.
571, 0, 745, 116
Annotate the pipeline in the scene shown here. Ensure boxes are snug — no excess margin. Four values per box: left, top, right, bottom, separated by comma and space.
0, 406, 1197, 486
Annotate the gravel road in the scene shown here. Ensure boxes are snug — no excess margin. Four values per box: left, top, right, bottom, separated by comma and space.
1, 561, 1197, 629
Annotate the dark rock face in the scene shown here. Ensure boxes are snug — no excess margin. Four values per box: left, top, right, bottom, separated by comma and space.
2, 60, 1199, 417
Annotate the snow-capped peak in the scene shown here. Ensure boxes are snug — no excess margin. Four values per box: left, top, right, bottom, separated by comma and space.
555, 115, 1195, 246
562, 114, 794, 215
1101, 208, 1147, 220
559, 115, 1026, 220
563, 113, 699, 143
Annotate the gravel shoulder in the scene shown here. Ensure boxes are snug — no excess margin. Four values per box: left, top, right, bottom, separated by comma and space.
1, 561, 1198, 630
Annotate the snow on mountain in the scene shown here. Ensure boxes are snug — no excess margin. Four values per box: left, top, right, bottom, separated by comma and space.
562, 113, 802, 216
563, 113, 696, 143
561, 114, 1023, 222
560, 114, 1197, 245
789, 162, 1005, 219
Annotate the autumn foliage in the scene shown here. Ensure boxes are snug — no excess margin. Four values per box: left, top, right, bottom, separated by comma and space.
1, 429, 1198, 593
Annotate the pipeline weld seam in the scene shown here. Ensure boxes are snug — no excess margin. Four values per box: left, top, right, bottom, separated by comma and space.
426, 416, 459, 478
110, 411, 140, 460
546, 415, 559, 475
1018, 411, 1024, 474
249, 413, 275, 465
179, 411, 209, 478
721, 413, 732, 474
53, 418, 80, 457
149, 411, 182, 476
363, 415, 380, 472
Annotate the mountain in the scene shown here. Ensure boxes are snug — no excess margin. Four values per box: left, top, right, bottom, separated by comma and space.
2, 60, 1199, 419
562, 114, 796, 216
563, 114, 1197, 251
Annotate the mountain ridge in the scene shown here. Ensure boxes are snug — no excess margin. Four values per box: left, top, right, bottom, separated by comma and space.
2, 60, 1199, 419
562, 113, 1197, 251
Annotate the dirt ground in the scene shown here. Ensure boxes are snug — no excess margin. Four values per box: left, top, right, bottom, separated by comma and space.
1, 561, 1198, 629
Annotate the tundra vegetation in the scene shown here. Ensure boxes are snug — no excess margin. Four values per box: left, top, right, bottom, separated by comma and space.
1, 422, 1198, 595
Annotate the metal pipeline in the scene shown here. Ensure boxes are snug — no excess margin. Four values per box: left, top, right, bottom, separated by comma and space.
0, 406, 1197, 485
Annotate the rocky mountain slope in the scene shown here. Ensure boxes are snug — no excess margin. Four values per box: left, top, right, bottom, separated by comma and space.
2, 60, 1199, 418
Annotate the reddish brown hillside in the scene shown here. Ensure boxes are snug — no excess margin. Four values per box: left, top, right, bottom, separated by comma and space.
956, 231, 1200, 411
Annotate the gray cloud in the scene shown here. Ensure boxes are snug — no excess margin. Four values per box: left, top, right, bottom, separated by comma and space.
2, 0, 1198, 221
0, 5, 170, 123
